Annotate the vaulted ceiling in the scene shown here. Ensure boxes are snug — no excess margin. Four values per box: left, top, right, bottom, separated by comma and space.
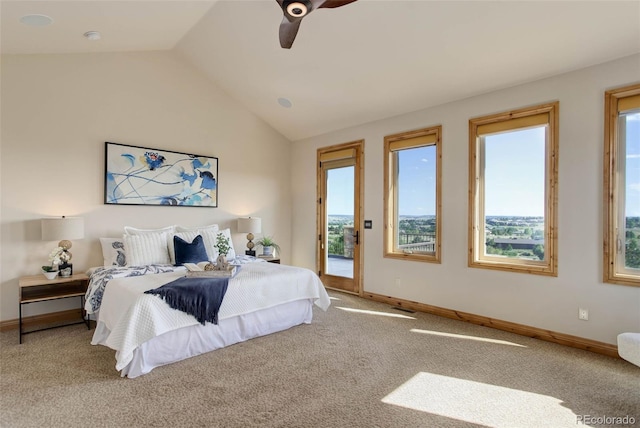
2, 1, 639, 140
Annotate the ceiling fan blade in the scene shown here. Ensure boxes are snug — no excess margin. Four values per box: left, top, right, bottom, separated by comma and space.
318, 0, 357, 8
275, 0, 356, 48
279, 18, 303, 49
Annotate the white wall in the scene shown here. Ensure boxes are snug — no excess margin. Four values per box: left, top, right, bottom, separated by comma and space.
0, 51, 292, 321
291, 54, 640, 345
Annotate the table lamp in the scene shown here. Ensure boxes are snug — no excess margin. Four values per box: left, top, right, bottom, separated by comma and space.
237, 217, 261, 256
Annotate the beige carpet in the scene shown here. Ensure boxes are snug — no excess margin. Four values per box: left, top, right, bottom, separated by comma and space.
1, 291, 638, 428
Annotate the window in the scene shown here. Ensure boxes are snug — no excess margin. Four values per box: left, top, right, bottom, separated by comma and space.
469, 102, 558, 276
384, 126, 441, 263
604, 83, 640, 287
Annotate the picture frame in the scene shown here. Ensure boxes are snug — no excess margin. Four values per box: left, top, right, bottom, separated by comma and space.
104, 142, 218, 207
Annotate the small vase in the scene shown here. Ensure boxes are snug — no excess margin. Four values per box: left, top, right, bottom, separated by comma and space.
262, 246, 273, 257
215, 255, 229, 270
42, 270, 58, 280
58, 262, 73, 277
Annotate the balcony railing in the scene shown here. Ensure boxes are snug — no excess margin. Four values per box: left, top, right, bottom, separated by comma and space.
327, 231, 437, 258
398, 232, 435, 245
398, 232, 436, 253
328, 241, 345, 257
399, 242, 435, 253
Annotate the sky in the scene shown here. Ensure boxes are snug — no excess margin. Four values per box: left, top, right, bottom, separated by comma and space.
483, 127, 545, 217
397, 145, 436, 216
325, 113, 639, 218
325, 146, 437, 216
326, 166, 354, 216
624, 112, 640, 217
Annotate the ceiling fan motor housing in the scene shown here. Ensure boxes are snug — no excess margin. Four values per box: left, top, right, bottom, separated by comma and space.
284, 0, 313, 18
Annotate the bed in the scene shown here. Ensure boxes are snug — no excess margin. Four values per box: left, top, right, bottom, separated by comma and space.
86, 225, 330, 378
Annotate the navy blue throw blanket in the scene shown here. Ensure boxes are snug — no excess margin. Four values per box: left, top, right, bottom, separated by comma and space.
144, 276, 230, 325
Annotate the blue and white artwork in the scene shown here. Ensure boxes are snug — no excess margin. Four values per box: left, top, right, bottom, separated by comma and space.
105, 142, 218, 207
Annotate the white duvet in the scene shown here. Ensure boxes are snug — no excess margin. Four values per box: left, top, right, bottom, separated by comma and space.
92, 262, 331, 371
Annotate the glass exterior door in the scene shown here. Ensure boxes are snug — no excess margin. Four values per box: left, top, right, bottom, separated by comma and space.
317, 142, 362, 294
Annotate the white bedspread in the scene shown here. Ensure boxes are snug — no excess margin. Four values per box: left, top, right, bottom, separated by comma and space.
92, 263, 330, 371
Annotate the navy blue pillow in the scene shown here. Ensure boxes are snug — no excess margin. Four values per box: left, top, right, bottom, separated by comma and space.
174, 234, 209, 265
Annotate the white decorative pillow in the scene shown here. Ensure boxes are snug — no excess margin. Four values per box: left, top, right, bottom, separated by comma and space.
123, 232, 171, 266
99, 238, 127, 267
124, 225, 176, 235
175, 224, 219, 233
200, 228, 223, 259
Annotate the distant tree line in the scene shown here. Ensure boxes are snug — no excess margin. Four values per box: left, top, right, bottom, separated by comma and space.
327, 215, 639, 269
625, 217, 640, 269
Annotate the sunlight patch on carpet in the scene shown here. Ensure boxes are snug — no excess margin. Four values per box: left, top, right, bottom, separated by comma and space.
382, 372, 577, 427
410, 329, 527, 347
336, 307, 416, 319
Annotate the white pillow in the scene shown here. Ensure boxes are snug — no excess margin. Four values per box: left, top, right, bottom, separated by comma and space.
124, 225, 176, 235
124, 232, 171, 266
99, 238, 127, 267
201, 228, 223, 258
175, 224, 218, 233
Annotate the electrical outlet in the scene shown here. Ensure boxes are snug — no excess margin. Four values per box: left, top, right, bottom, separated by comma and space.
578, 308, 589, 321
395, 278, 401, 287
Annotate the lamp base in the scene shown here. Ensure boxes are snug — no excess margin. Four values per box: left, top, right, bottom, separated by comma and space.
245, 232, 256, 257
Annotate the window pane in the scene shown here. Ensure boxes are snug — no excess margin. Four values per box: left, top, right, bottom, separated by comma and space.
470, 102, 557, 276
623, 112, 640, 270
483, 126, 546, 261
604, 86, 640, 285
326, 166, 355, 278
396, 145, 437, 253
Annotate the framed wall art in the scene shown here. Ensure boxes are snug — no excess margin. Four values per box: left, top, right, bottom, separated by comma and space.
105, 142, 218, 207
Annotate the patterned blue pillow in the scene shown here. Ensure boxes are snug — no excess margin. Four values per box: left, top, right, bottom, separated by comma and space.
174, 234, 208, 265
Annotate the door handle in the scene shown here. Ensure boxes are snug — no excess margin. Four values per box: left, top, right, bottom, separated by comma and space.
353, 230, 359, 245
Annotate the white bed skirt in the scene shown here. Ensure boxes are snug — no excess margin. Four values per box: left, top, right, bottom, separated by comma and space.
93, 299, 313, 378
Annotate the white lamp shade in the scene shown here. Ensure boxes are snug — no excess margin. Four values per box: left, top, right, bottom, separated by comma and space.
237, 217, 262, 234
41, 217, 84, 241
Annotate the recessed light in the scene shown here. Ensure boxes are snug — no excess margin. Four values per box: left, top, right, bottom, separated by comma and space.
84, 31, 101, 41
278, 97, 292, 108
20, 14, 53, 27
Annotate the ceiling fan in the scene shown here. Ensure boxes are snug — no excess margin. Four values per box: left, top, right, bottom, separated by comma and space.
277, 0, 358, 49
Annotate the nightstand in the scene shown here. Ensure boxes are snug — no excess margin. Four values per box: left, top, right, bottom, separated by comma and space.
18, 273, 91, 343
259, 256, 281, 264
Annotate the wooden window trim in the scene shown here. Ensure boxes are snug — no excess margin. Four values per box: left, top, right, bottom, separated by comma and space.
604, 83, 640, 287
468, 102, 559, 276
384, 126, 442, 264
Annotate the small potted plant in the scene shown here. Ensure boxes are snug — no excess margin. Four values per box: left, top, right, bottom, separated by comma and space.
256, 236, 280, 257
41, 265, 58, 280
214, 233, 231, 270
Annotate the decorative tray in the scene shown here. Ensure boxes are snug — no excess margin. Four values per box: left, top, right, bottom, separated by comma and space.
186, 265, 237, 278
